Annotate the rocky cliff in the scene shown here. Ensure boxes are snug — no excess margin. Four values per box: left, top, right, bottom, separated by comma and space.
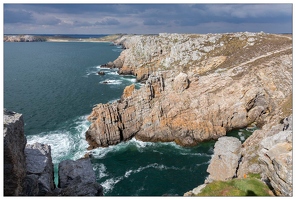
3, 109, 103, 196
185, 114, 292, 196
86, 32, 292, 149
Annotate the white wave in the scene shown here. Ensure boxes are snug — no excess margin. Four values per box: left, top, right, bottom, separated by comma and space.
124, 163, 184, 178
179, 152, 211, 157
106, 71, 119, 75
196, 160, 211, 167
27, 131, 75, 164
120, 77, 137, 83
108, 98, 120, 104
240, 136, 246, 141
101, 177, 123, 193
93, 163, 108, 179
26, 115, 90, 164
100, 79, 122, 85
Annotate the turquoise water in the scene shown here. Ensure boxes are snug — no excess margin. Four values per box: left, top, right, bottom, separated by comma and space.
4, 41, 251, 196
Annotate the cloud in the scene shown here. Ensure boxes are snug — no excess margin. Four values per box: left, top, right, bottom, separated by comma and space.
143, 19, 166, 26
3, 4, 293, 34
4, 9, 33, 24
95, 18, 120, 26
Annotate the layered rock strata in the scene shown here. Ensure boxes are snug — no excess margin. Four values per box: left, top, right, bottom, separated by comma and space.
3, 109, 103, 196
86, 32, 292, 149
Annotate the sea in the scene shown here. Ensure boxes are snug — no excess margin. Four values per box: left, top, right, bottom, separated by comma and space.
3, 35, 254, 196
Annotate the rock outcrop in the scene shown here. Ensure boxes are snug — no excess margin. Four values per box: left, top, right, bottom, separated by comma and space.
237, 114, 293, 196
3, 109, 103, 196
3, 109, 27, 196
22, 143, 55, 195
4, 35, 47, 42
206, 137, 242, 182
184, 114, 292, 196
86, 32, 292, 149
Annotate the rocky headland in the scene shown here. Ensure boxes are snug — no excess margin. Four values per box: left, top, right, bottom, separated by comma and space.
85, 32, 292, 196
3, 109, 103, 196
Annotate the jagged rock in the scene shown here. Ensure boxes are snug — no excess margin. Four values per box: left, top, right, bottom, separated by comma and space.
97, 71, 105, 75
206, 137, 242, 182
58, 158, 103, 196
86, 33, 292, 149
172, 72, 189, 93
259, 130, 292, 196
3, 109, 27, 196
122, 84, 135, 99
22, 143, 55, 195
237, 115, 292, 177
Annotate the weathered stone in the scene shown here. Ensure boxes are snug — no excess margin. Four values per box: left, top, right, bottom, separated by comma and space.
3, 109, 27, 196
58, 158, 103, 196
207, 137, 242, 182
172, 72, 189, 93
86, 33, 292, 149
259, 130, 292, 196
23, 143, 55, 195
122, 84, 135, 99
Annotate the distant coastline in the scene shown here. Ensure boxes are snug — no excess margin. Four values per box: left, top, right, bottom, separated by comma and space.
3, 34, 125, 43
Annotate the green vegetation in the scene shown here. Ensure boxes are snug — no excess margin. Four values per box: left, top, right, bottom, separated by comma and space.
196, 177, 272, 196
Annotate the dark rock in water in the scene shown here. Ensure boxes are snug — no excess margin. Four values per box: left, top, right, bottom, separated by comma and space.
58, 158, 103, 196
3, 109, 27, 196
23, 143, 55, 196
101, 61, 116, 68
97, 71, 105, 75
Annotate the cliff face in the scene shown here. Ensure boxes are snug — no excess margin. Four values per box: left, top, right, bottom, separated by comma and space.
185, 114, 292, 196
3, 109, 103, 196
4, 109, 27, 195
86, 32, 292, 149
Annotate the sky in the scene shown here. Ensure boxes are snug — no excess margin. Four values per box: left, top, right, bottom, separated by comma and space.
2, 2, 294, 35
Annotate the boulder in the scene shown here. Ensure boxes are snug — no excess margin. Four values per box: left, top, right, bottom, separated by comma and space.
58, 158, 103, 196
206, 137, 242, 182
3, 109, 27, 196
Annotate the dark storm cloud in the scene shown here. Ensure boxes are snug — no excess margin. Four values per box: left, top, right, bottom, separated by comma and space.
3, 3, 293, 34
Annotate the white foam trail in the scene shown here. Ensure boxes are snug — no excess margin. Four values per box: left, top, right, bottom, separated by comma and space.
27, 131, 75, 164
100, 79, 122, 85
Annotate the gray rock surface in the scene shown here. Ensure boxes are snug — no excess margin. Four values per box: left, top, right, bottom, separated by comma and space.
23, 142, 55, 195
3, 109, 27, 196
206, 136, 242, 182
58, 158, 103, 196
